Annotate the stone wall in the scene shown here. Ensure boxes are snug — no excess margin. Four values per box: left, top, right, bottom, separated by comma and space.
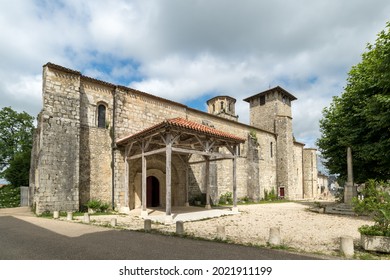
79, 79, 114, 209
303, 148, 318, 198
275, 116, 294, 199
30, 64, 81, 214
291, 142, 304, 200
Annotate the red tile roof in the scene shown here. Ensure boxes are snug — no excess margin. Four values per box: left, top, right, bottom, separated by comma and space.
116, 117, 246, 145
243, 86, 297, 102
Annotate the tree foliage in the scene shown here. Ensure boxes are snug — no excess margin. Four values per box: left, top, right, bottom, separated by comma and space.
0, 107, 34, 187
353, 180, 390, 236
317, 22, 390, 182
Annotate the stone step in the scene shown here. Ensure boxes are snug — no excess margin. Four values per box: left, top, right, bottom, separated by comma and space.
325, 204, 356, 216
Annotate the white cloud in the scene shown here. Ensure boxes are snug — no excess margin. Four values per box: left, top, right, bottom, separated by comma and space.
0, 0, 389, 152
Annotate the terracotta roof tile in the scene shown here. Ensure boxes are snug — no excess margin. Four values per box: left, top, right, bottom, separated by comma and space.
116, 117, 246, 145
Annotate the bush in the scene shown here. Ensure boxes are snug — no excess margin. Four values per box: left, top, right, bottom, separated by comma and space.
264, 188, 277, 201
0, 185, 20, 208
190, 194, 206, 206
85, 199, 110, 213
219, 192, 233, 205
353, 179, 390, 236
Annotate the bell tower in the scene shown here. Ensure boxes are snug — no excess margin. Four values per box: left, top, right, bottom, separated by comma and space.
243, 86, 296, 133
244, 86, 297, 199
206, 96, 238, 121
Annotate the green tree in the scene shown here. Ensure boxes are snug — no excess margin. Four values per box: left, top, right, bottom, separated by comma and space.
0, 107, 34, 186
353, 180, 390, 236
317, 22, 390, 183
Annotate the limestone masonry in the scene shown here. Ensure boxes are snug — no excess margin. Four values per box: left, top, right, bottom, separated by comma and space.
30, 63, 321, 214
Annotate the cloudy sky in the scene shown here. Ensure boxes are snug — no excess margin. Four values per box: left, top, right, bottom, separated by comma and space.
1, 0, 389, 149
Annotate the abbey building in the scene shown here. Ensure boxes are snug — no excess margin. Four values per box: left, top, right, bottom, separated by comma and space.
29, 63, 319, 215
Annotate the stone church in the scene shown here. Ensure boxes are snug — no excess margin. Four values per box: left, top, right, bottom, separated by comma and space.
29, 63, 319, 218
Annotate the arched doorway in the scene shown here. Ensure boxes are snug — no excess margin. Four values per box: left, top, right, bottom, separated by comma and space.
147, 176, 160, 207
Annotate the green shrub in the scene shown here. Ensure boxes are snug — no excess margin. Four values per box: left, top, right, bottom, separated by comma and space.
85, 199, 110, 213
240, 196, 251, 203
219, 192, 233, 205
353, 179, 390, 236
264, 188, 277, 201
0, 185, 20, 208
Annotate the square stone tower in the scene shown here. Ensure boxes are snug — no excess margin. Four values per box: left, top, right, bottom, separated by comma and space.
243, 86, 296, 133
244, 86, 297, 198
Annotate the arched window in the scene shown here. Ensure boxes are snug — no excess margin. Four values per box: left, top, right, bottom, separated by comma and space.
97, 104, 106, 128
220, 101, 224, 110
212, 104, 215, 112
270, 142, 273, 158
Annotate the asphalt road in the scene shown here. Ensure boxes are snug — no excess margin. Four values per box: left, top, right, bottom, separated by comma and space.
0, 211, 321, 260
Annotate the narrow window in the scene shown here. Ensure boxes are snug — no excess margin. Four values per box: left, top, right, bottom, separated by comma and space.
260, 95, 266, 106
212, 104, 215, 112
98, 104, 106, 128
220, 101, 224, 110
270, 142, 273, 158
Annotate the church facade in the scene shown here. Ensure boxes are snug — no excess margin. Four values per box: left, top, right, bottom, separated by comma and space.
29, 63, 319, 215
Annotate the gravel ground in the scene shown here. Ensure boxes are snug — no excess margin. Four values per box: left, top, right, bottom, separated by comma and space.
72, 202, 375, 257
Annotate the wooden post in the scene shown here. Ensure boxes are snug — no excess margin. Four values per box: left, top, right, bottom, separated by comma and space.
232, 145, 238, 213
205, 156, 211, 209
141, 145, 147, 217
166, 134, 172, 217
124, 155, 129, 208
185, 156, 190, 207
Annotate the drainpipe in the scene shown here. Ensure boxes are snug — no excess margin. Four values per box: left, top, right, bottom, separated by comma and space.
111, 87, 117, 210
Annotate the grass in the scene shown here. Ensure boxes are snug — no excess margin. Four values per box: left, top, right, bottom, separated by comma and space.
0, 185, 20, 208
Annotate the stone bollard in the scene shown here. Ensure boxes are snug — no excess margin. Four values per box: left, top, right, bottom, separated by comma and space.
268, 227, 281, 246
111, 218, 117, 227
176, 221, 184, 235
83, 213, 90, 223
66, 211, 73, 221
216, 225, 226, 240
53, 211, 59, 219
340, 235, 354, 257
144, 219, 152, 232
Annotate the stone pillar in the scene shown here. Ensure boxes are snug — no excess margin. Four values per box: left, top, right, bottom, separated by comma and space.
53, 211, 59, 219
344, 147, 354, 204
66, 211, 73, 221
144, 219, 152, 232
268, 227, 281, 246
83, 213, 90, 223
110, 218, 117, 227
340, 235, 354, 257
176, 221, 184, 235
217, 226, 226, 240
